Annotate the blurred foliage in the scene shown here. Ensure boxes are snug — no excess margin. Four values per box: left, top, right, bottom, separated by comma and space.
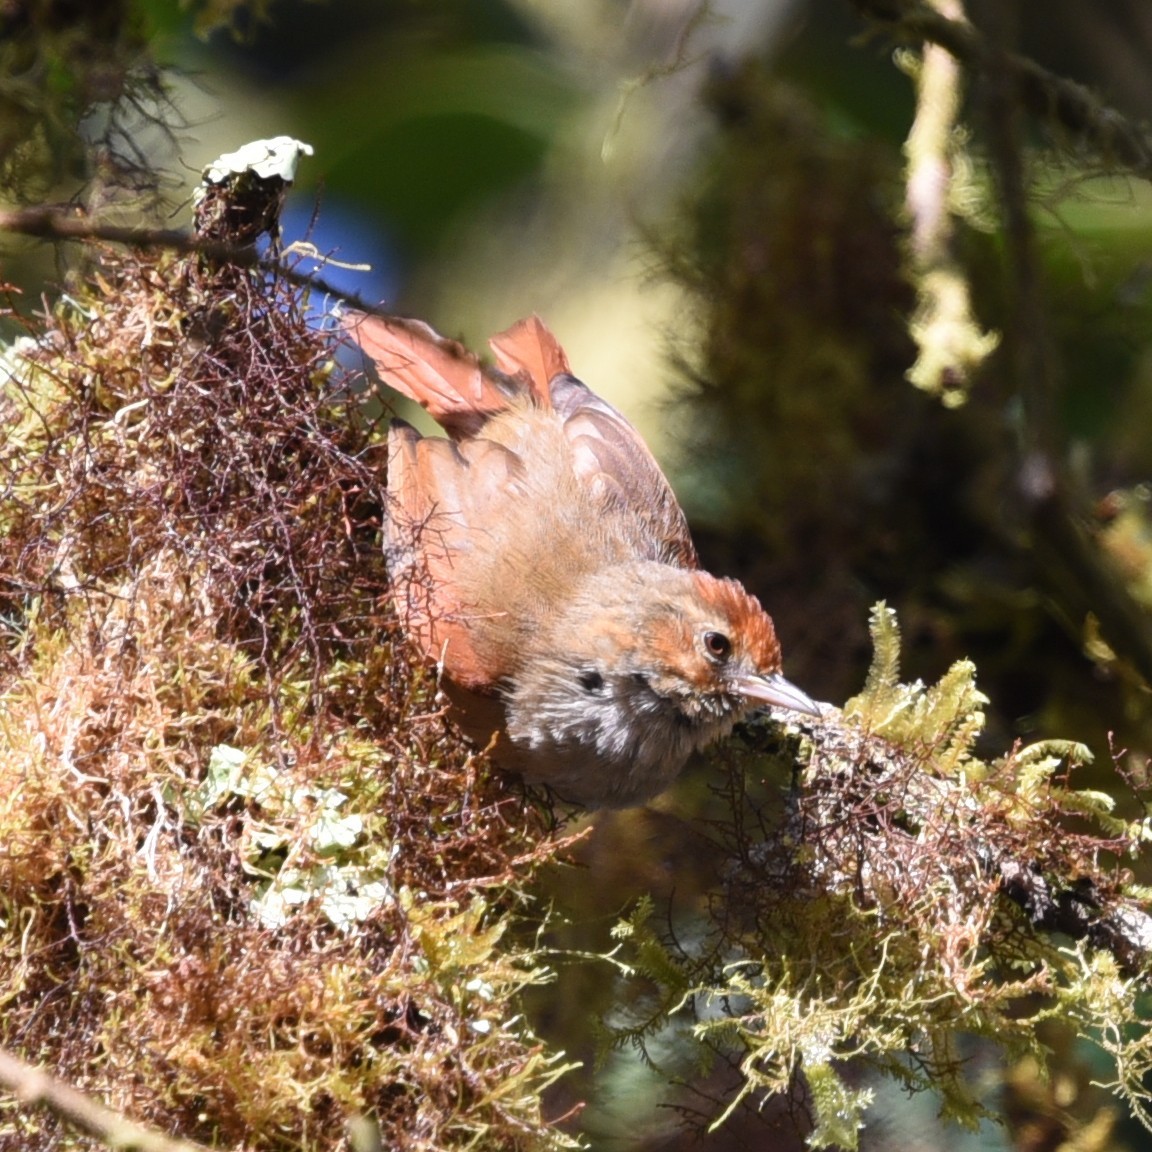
664, 68, 915, 543
180, 0, 284, 40
657, 62, 928, 709
0, 0, 163, 203
661, 53, 1152, 771
308, 42, 573, 256
200, 0, 575, 264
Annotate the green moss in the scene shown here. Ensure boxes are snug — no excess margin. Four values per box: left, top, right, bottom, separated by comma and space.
604, 603, 1152, 1147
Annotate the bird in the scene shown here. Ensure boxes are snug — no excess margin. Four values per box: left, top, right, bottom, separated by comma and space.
345, 310, 820, 808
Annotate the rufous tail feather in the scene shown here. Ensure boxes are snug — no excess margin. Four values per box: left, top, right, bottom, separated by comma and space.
344, 311, 511, 436
489, 314, 571, 396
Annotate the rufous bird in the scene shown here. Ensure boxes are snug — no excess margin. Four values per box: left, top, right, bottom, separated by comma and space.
346, 311, 819, 808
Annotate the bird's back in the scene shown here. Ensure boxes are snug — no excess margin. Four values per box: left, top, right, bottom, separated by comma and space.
348, 311, 697, 687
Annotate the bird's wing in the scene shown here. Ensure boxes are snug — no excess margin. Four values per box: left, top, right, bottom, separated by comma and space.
550, 376, 698, 569
486, 317, 698, 569
488, 314, 570, 394
386, 421, 525, 688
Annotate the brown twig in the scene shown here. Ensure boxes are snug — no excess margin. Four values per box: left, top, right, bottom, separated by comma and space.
0, 1046, 215, 1152
0, 206, 388, 318
0, 206, 252, 262
0, 207, 498, 397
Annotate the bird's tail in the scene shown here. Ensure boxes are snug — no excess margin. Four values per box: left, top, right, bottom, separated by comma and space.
489, 314, 571, 394
343, 311, 570, 437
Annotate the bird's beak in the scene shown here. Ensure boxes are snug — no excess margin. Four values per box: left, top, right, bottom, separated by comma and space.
736, 671, 823, 717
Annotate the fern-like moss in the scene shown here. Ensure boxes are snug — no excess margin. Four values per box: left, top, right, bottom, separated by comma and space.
605, 603, 1152, 1148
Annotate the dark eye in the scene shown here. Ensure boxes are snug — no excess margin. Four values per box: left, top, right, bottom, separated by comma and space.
579, 670, 605, 693
703, 631, 732, 661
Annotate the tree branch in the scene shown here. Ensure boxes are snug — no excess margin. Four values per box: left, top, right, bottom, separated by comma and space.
902, 0, 999, 405
0, 1047, 216, 1152
0, 205, 255, 262
999, 861, 1152, 974
0, 206, 387, 319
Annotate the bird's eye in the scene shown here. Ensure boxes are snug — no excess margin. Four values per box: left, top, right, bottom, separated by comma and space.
703, 631, 732, 661
579, 669, 605, 693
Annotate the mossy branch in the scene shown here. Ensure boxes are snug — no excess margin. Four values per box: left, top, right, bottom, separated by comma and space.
0, 140, 580, 1152
607, 603, 1152, 1147
901, 0, 999, 406
851, 0, 1152, 177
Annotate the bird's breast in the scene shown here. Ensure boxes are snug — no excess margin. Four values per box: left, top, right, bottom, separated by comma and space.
501, 669, 739, 808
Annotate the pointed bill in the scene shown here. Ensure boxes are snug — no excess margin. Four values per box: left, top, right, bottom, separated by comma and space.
737, 671, 823, 717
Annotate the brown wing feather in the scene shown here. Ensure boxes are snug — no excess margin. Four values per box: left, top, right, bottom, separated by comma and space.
486, 314, 696, 567
549, 375, 698, 569
386, 420, 525, 688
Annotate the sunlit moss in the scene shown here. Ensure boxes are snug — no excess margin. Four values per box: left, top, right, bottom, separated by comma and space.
0, 238, 581, 1149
